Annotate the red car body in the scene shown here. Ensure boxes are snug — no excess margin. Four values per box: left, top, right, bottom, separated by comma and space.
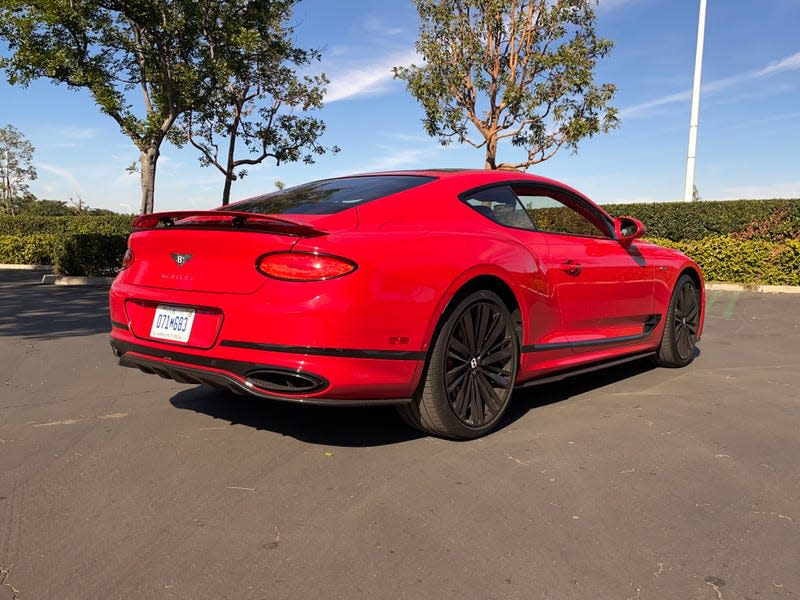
109, 170, 704, 438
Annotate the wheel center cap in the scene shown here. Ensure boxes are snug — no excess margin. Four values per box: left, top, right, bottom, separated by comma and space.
470, 357, 478, 370
682, 317, 687, 326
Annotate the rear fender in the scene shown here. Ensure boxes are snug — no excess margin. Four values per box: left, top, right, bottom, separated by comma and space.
419, 265, 530, 355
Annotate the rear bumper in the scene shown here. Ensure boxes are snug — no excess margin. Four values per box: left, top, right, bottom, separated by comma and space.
110, 337, 418, 405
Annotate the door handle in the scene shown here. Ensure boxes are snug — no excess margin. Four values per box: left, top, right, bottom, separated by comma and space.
561, 260, 582, 276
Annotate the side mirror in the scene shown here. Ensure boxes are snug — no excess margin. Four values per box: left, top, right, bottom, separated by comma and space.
614, 216, 645, 247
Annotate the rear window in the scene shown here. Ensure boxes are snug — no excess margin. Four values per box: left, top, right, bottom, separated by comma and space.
227, 175, 436, 215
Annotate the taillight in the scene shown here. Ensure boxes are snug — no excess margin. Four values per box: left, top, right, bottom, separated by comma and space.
132, 214, 160, 229
256, 252, 357, 281
121, 248, 134, 270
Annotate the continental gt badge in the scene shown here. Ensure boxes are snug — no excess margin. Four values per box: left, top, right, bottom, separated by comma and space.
170, 253, 193, 266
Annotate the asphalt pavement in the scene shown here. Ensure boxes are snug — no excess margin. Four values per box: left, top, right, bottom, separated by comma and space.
1, 269, 799, 600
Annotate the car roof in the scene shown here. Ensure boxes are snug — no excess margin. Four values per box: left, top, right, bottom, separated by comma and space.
348, 169, 596, 202
355, 168, 568, 185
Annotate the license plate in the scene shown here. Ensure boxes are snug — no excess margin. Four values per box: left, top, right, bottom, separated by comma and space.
150, 304, 195, 343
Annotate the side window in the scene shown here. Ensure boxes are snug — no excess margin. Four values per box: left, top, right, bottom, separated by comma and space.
462, 186, 536, 231
514, 187, 609, 238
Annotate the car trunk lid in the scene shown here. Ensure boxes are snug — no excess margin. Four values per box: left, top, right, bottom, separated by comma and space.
123, 210, 344, 294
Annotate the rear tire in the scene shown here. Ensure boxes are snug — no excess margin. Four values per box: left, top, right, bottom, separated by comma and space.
656, 273, 700, 368
397, 290, 519, 440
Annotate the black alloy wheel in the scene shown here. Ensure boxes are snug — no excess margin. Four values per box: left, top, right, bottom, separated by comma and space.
397, 290, 519, 439
444, 300, 515, 427
656, 273, 701, 368
673, 279, 700, 361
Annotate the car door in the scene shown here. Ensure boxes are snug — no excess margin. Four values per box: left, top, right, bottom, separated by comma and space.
459, 185, 571, 362
513, 184, 655, 353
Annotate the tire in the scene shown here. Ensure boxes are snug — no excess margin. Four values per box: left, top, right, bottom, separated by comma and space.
655, 273, 701, 368
397, 290, 519, 440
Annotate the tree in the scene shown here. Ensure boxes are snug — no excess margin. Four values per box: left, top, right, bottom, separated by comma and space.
0, 1, 215, 214
0, 124, 37, 215
178, 3, 335, 205
18, 198, 73, 215
0, 1, 327, 214
394, 0, 618, 170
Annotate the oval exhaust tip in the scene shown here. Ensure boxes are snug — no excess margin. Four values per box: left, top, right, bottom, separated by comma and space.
245, 368, 327, 394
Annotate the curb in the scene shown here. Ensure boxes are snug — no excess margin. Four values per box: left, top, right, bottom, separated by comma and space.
0, 263, 54, 271
706, 282, 800, 295
41, 274, 115, 287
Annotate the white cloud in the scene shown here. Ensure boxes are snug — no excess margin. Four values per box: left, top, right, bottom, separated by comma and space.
621, 50, 800, 118
722, 180, 800, 199
45, 127, 97, 148
362, 15, 404, 36
597, 0, 640, 11
325, 49, 420, 103
56, 127, 96, 140
365, 147, 429, 171
38, 162, 85, 196
757, 51, 800, 76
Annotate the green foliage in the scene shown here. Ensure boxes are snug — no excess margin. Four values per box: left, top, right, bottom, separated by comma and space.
0, 214, 131, 274
0, 233, 60, 264
0, 0, 213, 212
53, 233, 128, 276
646, 236, 800, 286
12, 197, 75, 216
0, 1, 328, 214
17, 197, 118, 215
394, 0, 618, 169
177, 2, 336, 205
529, 206, 599, 236
603, 198, 800, 241
0, 214, 132, 235
0, 124, 37, 214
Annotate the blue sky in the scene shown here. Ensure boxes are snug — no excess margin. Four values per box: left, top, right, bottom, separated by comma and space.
1, 0, 799, 213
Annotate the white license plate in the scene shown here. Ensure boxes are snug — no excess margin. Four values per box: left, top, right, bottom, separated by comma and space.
150, 305, 195, 343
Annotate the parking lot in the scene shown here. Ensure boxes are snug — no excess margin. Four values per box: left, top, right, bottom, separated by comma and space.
1, 268, 798, 600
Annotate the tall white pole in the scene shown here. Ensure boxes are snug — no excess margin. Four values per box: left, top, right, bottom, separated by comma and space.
684, 0, 708, 202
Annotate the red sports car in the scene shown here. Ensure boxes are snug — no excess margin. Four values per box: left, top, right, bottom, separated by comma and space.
109, 170, 704, 439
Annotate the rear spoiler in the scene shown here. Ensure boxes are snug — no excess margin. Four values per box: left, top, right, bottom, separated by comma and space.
132, 210, 327, 237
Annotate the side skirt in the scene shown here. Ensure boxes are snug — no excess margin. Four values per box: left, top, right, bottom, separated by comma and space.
516, 351, 656, 389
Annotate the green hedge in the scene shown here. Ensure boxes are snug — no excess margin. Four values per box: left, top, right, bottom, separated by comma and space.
2, 205, 799, 283
53, 233, 128, 277
0, 232, 127, 276
0, 215, 132, 276
0, 234, 62, 265
0, 214, 133, 236
648, 236, 800, 286
600, 198, 800, 241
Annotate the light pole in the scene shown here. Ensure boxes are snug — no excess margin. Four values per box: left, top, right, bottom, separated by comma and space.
684, 0, 708, 202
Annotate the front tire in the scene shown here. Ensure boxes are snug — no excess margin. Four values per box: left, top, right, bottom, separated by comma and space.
656, 273, 701, 368
397, 290, 519, 440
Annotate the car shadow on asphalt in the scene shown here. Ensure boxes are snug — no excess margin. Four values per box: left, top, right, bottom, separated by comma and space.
0, 270, 110, 340
169, 358, 656, 447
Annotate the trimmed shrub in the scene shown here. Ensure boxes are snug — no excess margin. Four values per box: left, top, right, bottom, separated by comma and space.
647, 236, 800, 286
0, 214, 133, 236
0, 234, 61, 265
52, 233, 128, 277
601, 198, 800, 241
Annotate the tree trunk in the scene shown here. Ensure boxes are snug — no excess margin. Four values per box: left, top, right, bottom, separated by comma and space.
220, 119, 240, 206
139, 146, 159, 214
221, 175, 234, 206
484, 135, 498, 170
